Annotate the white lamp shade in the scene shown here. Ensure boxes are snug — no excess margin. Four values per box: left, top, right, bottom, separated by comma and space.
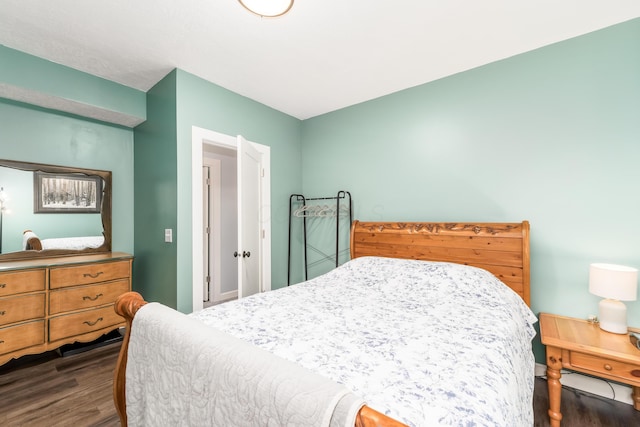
589, 263, 638, 301
238, 0, 294, 17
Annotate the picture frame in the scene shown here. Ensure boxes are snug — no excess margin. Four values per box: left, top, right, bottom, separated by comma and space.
34, 171, 102, 213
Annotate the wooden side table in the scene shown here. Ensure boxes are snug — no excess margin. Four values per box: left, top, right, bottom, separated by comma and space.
539, 313, 640, 427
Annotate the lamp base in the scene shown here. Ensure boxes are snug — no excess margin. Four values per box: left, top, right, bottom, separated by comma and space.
598, 298, 628, 334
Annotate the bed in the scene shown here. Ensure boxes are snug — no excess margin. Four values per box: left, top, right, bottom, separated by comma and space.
22, 229, 104, 251
113, 220, 536, 426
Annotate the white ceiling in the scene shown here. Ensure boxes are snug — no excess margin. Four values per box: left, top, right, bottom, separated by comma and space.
1, 1, 639, 121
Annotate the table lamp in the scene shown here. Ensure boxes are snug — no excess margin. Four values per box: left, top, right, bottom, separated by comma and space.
589, 263, 638, 334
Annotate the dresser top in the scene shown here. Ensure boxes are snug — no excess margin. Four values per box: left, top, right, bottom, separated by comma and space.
0, 252, 133, 272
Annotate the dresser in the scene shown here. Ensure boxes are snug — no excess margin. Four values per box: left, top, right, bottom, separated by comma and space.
0, 252, 133, 366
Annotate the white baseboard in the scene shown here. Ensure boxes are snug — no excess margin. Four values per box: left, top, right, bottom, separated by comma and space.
535, 363, 634, 405
205, 290, 237, 307
218, 290, 238, 302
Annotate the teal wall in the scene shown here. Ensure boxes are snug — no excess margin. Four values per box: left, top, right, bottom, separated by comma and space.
133, 71, 179, 307
0, 45, 145, 124
134, 69, 302, 312
0, 99, 134, 255
301, 19, 640, 361
0, 46, 141, 258
174, 70, 302, 311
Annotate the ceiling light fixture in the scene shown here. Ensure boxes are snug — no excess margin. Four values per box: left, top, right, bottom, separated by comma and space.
238, 0, 294, 18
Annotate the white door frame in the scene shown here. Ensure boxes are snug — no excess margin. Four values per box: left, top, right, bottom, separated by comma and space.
191, 126, 271, 313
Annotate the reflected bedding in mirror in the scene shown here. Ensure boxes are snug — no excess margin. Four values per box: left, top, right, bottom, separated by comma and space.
23, 230, 104, 251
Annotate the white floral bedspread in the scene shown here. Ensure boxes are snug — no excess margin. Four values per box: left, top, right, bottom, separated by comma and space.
41, 235, 103, 250
192, 256, 538, 427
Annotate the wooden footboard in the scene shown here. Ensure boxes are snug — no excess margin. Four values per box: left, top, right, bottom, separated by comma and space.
112, 291, 407, 427
112, 291, 148, 427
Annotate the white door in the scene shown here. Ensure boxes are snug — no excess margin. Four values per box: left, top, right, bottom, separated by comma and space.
237, 135, 262, 298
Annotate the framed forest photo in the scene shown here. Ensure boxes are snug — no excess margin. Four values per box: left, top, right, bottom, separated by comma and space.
34, 171, 102, 213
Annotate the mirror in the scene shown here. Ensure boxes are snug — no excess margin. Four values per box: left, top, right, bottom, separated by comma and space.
0, 159, 111, 261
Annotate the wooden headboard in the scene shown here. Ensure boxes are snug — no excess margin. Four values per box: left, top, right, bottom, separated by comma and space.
350, 220, 530, 306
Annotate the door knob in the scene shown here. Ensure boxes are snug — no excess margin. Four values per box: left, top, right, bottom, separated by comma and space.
233, 251, 239, 258
242, 251, 251, 258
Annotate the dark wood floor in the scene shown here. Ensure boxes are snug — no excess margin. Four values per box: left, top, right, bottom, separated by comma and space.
1, 342, 640, 426
0, 341, 121, 427
532, 376, 640, 427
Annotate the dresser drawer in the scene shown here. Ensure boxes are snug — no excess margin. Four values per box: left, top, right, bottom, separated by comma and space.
0, 269, 46, 297
49, 260, 130, 289
49, 305, 124, 342
569, 352, 640, 385
0, 321, 45, 356
0, 293, 46, 326
49, 279, 130, 315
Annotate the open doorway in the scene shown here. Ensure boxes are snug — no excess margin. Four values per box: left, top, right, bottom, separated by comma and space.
191, 126, 271, 313
203, 145, 238, 307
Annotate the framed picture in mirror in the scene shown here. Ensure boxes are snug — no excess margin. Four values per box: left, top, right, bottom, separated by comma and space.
34, 171, 102, 213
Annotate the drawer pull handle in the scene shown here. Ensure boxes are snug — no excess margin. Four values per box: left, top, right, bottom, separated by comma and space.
0, 283, 5, 288
83, 271, 104, 279
83, 317, 103, 327
604, 364, 613, 371
632, 370, 640, 378
0, 311, 5, 316
82, 293, 104, 301
0, 340, 4, 344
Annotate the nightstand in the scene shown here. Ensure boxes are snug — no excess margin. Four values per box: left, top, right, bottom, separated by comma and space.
539, 313, 640, 427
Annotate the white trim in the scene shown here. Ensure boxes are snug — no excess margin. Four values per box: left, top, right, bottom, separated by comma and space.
191, 126, 271, 313
535, 362, 633, 405
219, 290, 238, 302
203, 290, 238, 308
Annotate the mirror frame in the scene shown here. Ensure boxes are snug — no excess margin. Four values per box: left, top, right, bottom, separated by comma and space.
0, 159, 112, 261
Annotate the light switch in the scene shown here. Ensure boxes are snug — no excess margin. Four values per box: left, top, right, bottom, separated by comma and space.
164, 228, 173, 243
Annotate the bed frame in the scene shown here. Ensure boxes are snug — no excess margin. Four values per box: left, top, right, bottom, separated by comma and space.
113, 220, 530, 426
